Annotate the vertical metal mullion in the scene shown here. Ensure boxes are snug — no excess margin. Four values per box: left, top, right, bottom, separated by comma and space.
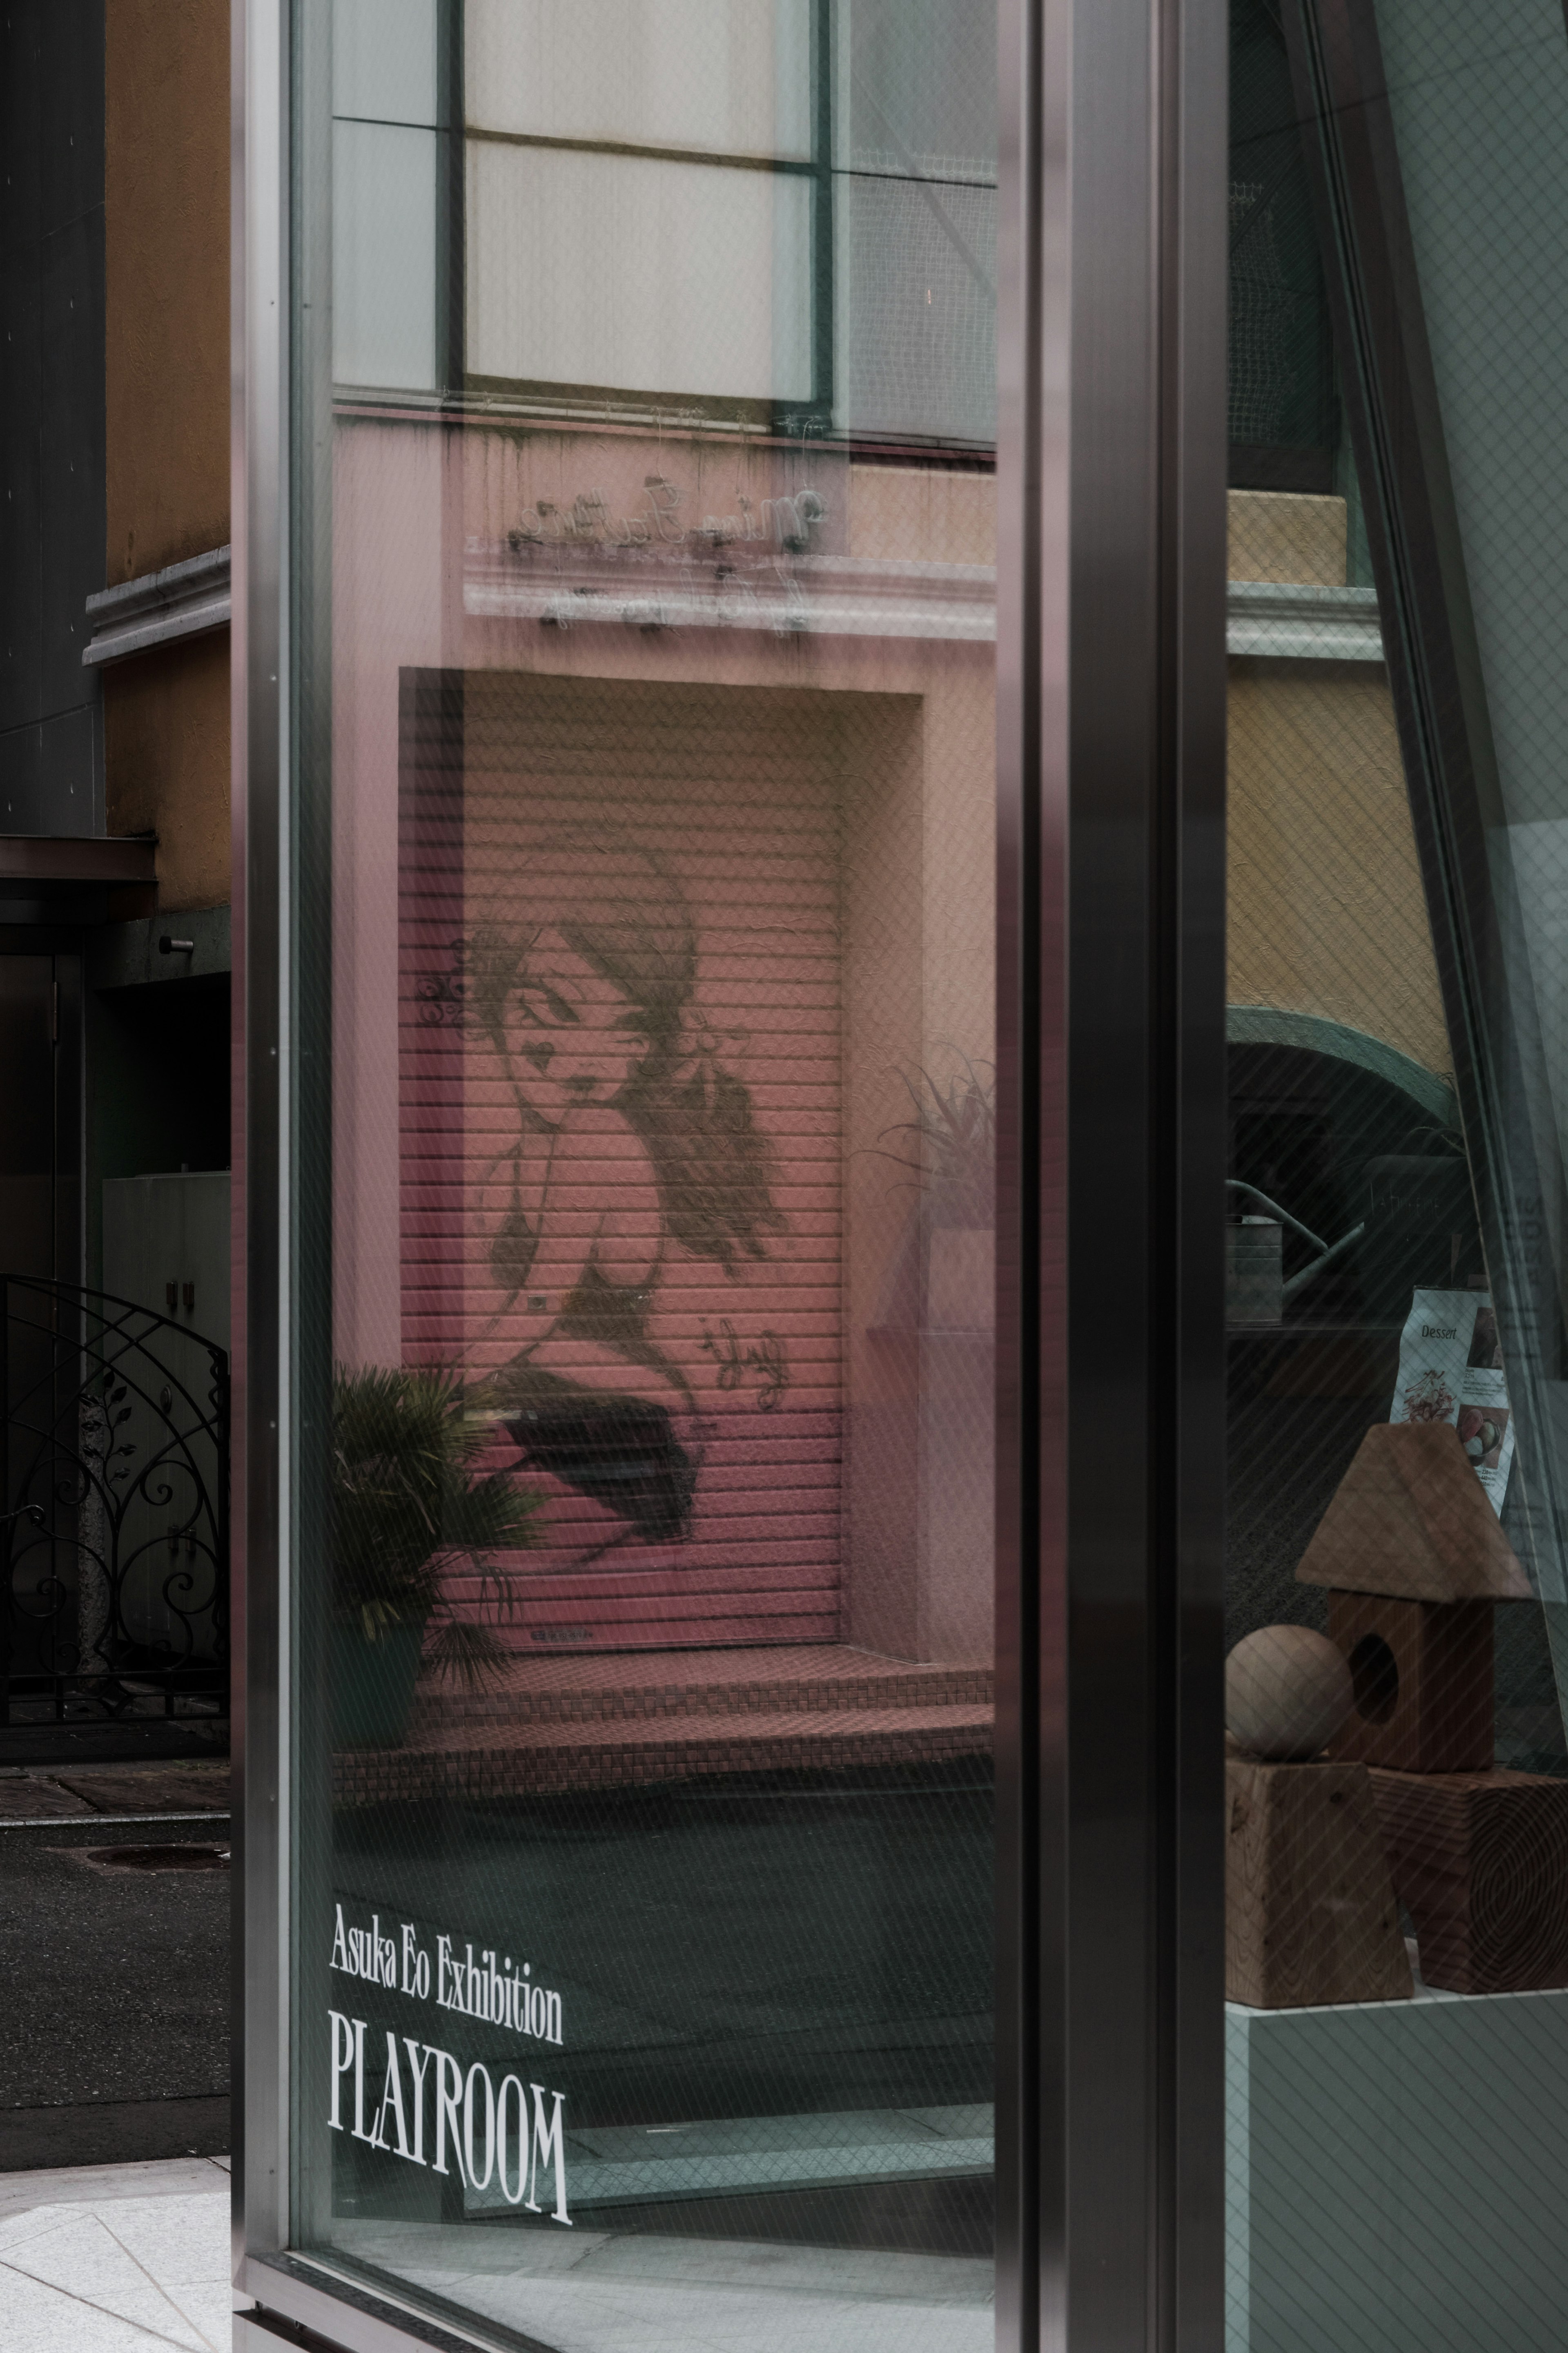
290, 0, 339, 2262
436, 0, 466, 395
811, 0, 834, 422
997, 0, 1068, 2333
1004, 0, 1229, 2346
1165, 0, 1230, 2344
232, 0, 289, 2285
1064, 2, 1163, 2339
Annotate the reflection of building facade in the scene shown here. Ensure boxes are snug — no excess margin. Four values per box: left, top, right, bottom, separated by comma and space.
326, 2, 1002, 1675
337, 426, 996, 1662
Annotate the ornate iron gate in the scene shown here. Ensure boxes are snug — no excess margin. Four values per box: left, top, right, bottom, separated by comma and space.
0, 1276, 229, 1725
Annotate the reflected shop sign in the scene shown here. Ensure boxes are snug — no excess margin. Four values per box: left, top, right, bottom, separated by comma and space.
327, 1902, 572, 2225
462, 467, 998, 644
506, 476, 828, 553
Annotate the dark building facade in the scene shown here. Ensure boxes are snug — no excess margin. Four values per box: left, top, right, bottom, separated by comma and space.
0, 4, 230, 1761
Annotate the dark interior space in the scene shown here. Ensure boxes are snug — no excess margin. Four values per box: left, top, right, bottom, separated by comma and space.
1227, 0, 1339, 491
86, 972, 229, 1282
0, 0, 107, 834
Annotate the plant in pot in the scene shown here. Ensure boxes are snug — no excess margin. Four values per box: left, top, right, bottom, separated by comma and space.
878, 1057, 996, 1332
331, 1364, 542, 1748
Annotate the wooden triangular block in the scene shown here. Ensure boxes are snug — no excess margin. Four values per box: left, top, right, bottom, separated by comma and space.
1296, 1421, 1531, 1601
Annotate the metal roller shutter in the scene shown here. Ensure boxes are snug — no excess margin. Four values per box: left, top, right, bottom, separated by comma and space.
400, 669, 844, 1651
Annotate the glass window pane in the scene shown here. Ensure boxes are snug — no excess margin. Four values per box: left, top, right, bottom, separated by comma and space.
332, 120, 438, 391
838, 0, 996, 180
466, 143, 814, 401
835, 174, 996, 445
333, 0, 438, 127
1224, 3, 1568, 2346
831, 0, 997, 448
290, 2, 998, 2344
466, 0, 815, 159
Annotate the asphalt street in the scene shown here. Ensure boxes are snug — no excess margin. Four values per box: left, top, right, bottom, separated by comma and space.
0, 1812, 230, 2167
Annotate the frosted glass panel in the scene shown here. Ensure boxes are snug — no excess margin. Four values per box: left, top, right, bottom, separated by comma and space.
836, 173, 996, 443
466, 0, 813, 160
840, 0, 997, 178
333, 0, 437, 128
466, 143, 813, 401
332, 120, 437, 391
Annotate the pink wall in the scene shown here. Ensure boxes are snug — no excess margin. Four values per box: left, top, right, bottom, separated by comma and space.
332, 416, 997, 1661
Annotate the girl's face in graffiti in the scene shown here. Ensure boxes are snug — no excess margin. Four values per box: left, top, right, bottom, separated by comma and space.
502, 928, 650, 1123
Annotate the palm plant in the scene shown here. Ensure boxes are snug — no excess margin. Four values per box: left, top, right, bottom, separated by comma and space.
331, 1364, 541, 1686
877, 1055, 996, 1228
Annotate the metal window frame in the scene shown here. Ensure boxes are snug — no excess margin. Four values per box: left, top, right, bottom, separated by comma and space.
232, 0, 1229, 2345
232, 0, 290, 2293
435, 0, 465, 395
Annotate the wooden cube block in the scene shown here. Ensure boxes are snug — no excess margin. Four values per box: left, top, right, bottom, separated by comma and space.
1326, 1590, 1492, 1772
1227, 1754, 1413, 2009
1369, 1766, 1568, 1994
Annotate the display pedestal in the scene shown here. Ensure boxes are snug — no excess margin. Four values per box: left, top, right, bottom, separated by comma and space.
1228, 1980, 1568, 2353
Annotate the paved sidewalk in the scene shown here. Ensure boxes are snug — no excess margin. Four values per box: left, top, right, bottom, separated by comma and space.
0, 1761, 230, 1822
0, 2154, 242, 2350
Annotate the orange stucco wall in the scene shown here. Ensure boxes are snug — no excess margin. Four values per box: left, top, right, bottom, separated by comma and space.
105, 0, 228, 580
103, 0, 230, 910
102, 633, 229, 912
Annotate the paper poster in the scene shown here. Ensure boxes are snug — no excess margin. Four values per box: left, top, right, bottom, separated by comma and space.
1389, 1288, 1514, 1515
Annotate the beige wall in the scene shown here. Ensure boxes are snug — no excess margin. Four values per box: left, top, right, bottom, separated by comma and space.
1228, 487, 1348, 588
1227, 491, 1451, 1079
103, 0, 230, 908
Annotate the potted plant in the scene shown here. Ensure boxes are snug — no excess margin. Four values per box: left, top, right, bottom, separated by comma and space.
330, 1364, 541, 1747
878, 1057, 996, 1332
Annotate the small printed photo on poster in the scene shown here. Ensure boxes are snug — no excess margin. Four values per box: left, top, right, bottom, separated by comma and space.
1399, 1365, 1460, 1425
1390, 1286, 1514, 1514
1457, 1403, 1510, 1473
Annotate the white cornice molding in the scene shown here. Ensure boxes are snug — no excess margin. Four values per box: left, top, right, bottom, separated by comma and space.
75, 546, 1376, 666
82, 545, 232, 668
1226, 578, 1384, 662
464, 544, 998, 643
466, 548, 1384, 659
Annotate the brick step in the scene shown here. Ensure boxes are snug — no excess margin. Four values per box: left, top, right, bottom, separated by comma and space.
407, 1642, 993, 1733
336, 1700, 995, 1809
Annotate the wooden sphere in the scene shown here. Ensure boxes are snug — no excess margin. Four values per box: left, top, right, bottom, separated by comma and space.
1226, 1624, 1353, 1760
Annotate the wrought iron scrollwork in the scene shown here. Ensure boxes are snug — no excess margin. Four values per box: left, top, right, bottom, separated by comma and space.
0, 1277, 229, 1726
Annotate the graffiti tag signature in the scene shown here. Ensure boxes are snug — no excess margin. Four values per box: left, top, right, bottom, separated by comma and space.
700, 1320, 789, 1412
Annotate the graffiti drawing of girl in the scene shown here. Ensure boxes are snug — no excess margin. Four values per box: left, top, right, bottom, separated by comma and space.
443, 835, 784, 1567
